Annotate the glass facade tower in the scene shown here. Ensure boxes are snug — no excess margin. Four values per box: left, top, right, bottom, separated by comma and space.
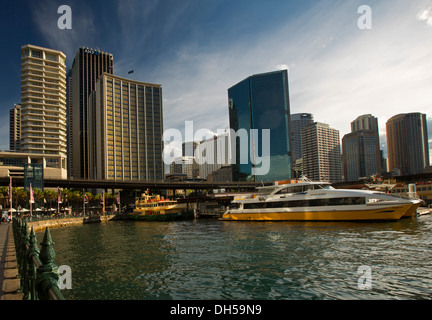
228, 70, 291, 182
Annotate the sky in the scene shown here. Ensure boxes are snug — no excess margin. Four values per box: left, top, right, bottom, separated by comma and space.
1, 0, 432, 161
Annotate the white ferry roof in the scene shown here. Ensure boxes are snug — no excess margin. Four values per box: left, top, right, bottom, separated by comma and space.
256, 180, 331, 191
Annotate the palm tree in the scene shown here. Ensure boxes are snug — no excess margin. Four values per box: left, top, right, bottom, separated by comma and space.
0, 186, 9, 209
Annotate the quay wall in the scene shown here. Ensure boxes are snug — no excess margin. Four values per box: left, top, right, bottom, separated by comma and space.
27, 215, 118, 232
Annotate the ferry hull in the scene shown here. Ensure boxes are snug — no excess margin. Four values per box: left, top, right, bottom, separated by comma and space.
128, 211, 194, 221
401, 201, 422, 218
219, 203, 412, 222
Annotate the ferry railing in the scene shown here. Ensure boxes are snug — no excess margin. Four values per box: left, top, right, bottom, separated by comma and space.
12, 217, 65, 300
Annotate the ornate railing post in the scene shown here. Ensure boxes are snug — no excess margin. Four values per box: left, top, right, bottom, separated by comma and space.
16, 219, 25, 288
26, 226, 40, 300
20, 221, 30, 299
36, 227, 63, 300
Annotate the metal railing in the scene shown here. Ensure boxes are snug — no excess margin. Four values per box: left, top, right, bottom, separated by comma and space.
12, 217, 65, 300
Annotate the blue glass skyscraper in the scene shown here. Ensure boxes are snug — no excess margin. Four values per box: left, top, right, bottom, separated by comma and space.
228, 70, 292, 182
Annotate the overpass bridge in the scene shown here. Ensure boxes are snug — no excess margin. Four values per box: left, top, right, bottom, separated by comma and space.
3, 172, 432, 191
0, 176, 267, 191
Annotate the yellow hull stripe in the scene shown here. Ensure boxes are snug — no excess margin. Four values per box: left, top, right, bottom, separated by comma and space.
220, 203, 412, 221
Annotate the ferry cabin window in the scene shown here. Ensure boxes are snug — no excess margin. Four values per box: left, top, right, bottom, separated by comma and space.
243, 197, 366, 209
275, 184, 332, 194
230, 203, 241, 210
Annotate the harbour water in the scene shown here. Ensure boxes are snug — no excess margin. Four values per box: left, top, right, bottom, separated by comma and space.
36, 215, 432, 300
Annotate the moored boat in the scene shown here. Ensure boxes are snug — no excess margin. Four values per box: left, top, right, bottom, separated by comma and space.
128, 193, 194, 221
220, 177, 419, 222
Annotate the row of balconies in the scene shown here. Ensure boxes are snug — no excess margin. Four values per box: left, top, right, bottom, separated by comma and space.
21, 108, 66, 118
21, 57, 66, 71
21, 91, 66, 101
21, 75, 66, 85
21, 114, 66, 123
21, 137, 67, 145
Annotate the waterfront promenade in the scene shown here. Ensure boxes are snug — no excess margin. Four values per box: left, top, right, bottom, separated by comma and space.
0, 222, 22, 300
0, 214, 119, 300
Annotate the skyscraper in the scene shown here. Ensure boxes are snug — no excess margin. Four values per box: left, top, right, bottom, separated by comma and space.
342, 114, 382, 181
71, 47, 113, 179
20, 44, 67, 158
302, 122, 342, 183
196, 133, 230, 180
88, 73, 164, 181
66, 69, 73, 178
9, 103, 21, 151
386, 113, 429, 175
290, 113, 314, 177
228, 70, 292, 182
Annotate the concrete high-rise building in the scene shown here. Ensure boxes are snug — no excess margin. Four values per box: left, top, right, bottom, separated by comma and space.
342, 114, 382, 181
169, 156, 199, 180
20, 45, 67, 160
351, 114, 379, 132
302, 122, 342, 183
228, 70, 292, 182
290, 113, 314, 177
71, 47, 114, 179
9, 104, 21, 151
386, 113, 429, 176
88, 73, 164, 181
182, 141, 199, 157
196, 133, 230, 180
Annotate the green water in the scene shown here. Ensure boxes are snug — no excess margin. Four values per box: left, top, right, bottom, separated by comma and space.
36, 215, 432, 300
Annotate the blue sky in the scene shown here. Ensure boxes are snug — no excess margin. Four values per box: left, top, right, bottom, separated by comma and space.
1, 0, 432, 159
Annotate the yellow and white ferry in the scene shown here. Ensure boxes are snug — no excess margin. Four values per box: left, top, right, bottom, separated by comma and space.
220, 178, 422, 222
128, 193, 194, 221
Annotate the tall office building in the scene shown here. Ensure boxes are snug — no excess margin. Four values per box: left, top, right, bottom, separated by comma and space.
386, 113, 429, 175
88, 73, 164, 181
9, 103, 21, 151
170, 156, 199, 179
66, 69, 73, 178
182, 141, 199, 157
228, 70, 292, 182
196, 133, 230, 180
71, 47, 114, 179
290, 113, 314, 177
302, 122, 342, 183
20, 44, 67, 159
342, 114, 382, 181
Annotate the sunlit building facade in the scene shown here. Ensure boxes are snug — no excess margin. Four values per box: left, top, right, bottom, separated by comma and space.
302, 122, 342, 183
342, 114, 382, 181
386, 113, 429, 175
89, 73, 164, 181
20, 45, 67, 158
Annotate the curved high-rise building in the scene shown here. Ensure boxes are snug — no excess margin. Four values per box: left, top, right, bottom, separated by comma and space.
386, 113, 429, 175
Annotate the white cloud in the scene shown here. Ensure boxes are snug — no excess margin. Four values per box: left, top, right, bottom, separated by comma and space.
20, 0, 432, 162
418, 5, 432, 27
153, 0, 432, 146
31, 0, 97, 63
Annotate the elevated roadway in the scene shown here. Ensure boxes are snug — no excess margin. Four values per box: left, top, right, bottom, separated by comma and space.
0, 177, 267, 191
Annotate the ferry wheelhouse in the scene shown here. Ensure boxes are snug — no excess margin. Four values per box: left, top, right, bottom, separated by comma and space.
220, 178, 422, 221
